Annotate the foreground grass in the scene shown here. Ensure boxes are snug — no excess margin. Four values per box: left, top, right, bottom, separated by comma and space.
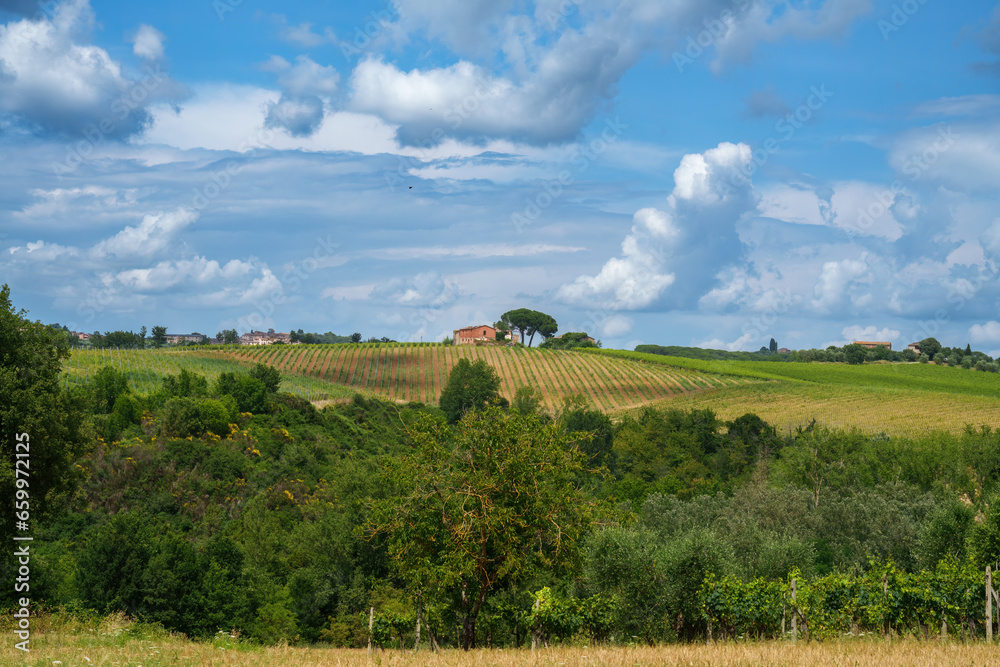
4, 613, 1000, 667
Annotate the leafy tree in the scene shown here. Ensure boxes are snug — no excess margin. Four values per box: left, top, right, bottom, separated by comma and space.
368, 407, 598, 649
92, 365, 130, 414
499, 309, 558, 347
512, 385, 544, 416
918, 337, 942, 361
843, 343, 867, 365
350, 332, 362, 343
250, 363, 282, 393
139, 325, 147, 347
438, 358, 506, 423
769, 338, 777, 354
150, 325, 168, 348
221, 329, 240, 345
0, 284, 91, 547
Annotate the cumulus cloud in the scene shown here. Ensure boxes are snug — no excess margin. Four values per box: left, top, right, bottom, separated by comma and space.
811, 256, 871, 314
263, 55, 340, 137
0, 0, 176, 137
92, 208, 198, 259
132, 24, 165, 60
558, 142, 756, 310
970, 321, 1000, 344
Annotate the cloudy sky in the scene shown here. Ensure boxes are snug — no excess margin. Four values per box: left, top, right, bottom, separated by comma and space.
2, 0, 999, 353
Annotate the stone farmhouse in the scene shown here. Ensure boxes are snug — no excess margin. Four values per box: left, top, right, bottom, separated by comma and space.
453, 325, 519, 345
165, 332, 207, 345
240, 331, 293, 346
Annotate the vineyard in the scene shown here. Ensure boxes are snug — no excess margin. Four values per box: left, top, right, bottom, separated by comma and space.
62, 347, 358, 403
62, 344, 1000, 433
212, 342, 743, 412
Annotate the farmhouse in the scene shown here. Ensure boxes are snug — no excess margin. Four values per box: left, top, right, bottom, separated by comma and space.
165, 332, 207, 345
240, 331, 292, 346
852, 341, 892, 350
453, 325, 518, 345
908, 342, 921, 354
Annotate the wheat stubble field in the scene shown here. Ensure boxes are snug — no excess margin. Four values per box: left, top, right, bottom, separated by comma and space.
0, 613, 995, 667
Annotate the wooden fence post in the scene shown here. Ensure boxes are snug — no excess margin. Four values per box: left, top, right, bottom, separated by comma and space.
531, 598, 540, 650
987, 566, 992, 643
791, 578, 797, 643
368, 606, 374, 655
415, 598, 422, 652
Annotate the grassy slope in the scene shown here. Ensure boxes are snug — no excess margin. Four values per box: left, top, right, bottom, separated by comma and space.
589, 349, 1000, 435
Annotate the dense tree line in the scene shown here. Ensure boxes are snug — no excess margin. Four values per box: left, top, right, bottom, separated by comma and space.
4, 284, 1000, 648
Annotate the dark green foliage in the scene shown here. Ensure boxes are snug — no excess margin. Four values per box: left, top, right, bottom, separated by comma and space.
150, 325, 167, 348
540, 332, 598, 350
499, 308, 558, 347
216, 372, 268, 414
249, 363, 282, 393
843, 343, 867, 365
92, 365, 130, 413
107, 394, 142, 440
438, 358, 506, 424
918, 336, 942, 360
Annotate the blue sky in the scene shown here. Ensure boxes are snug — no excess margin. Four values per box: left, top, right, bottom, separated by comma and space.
2, 0, 1000, 353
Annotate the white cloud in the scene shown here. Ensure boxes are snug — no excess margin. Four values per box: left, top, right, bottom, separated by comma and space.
92, 208, 198, 259
0, 0, 171, 136
370, 271, 460, 308
811, 257, 870, 314
970, 321, 1000, 344
558, 142, 755, 311
132, 24, 165, 60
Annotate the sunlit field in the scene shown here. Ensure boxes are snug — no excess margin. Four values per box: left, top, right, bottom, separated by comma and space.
4, 613, 998, 667
629, 380, 1000, 436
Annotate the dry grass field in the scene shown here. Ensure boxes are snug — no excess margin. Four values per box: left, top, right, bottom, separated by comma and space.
3, 613, 998, 667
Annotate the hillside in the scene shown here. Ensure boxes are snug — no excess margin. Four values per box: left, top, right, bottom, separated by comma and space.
590, 349, 1000, 435
62, 345, 1000, 435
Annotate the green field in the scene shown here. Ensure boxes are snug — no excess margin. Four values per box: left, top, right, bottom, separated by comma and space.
590, 349, 1000, 435
62, 345, 1000, 435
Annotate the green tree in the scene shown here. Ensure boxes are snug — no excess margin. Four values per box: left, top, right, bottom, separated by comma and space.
0, 284, 91, 548
368, 407, 598, 649
843, 343, 867, 365
769, 338, 777, 353
221, 329, 239, 345
499, 309, 558, 347
438, 358, 506, 423
918, 337, 942, 361
250, 363, 282, 393
92, 365, 130, 414
350, 332, 362, 343
150, 325, 168, 348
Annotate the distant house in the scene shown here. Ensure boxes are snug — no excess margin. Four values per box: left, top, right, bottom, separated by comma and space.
777, 348, 792, 355
453, 325, 518, 345
165, 332, 207, 345
907, 343, 921, 354
239, 331, 292, 346
853, 341, 892, 351
73, 332, 91, 341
